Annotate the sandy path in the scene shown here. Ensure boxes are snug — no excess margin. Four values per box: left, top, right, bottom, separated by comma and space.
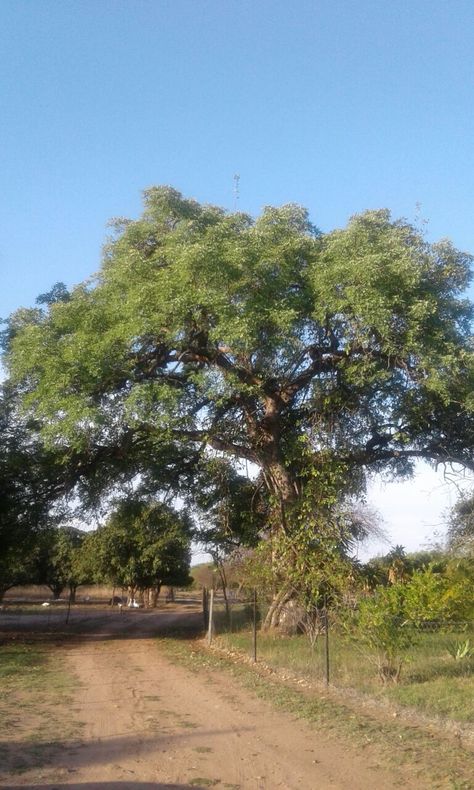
0, 606, 406, 789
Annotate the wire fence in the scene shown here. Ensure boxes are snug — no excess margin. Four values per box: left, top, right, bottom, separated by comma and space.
204, 589, 474, 723
1, 589, 473, 724
0, 590, 201, 637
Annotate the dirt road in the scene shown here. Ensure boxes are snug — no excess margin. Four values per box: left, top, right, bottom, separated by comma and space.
0, 604, 416, 789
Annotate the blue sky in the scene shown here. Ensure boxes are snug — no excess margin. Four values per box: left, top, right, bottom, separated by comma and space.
2, 0, 474, 554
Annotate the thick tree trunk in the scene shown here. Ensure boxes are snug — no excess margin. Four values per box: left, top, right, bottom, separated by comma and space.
266, 461, 298, 505
0, 585, 10, 604
68, 583, 78, 604
148, 585, 161, 607
262, 586, 293, 630
48, 583, 64, 600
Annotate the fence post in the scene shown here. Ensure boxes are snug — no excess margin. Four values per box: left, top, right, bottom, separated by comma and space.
65, 591, 72, 625
324, 598, 330, 686
207, 589, 214, 646
252, 588, 258, 663
202, 587, 209, 630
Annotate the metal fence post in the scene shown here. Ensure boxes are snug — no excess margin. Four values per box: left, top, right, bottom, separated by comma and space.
65, 591, 72, 625
324, 598, 330, 686
253, 588, 258, 663
207, 589, 214, 646
202, 587, 209, 630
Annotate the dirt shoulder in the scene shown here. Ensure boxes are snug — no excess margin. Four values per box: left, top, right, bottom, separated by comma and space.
0, 604, 472, 789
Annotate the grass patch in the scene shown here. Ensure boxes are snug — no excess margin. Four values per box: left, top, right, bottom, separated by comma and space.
388, 675, 474, 722
0, 643, 48, 679
214, 622, 474, 725
0, 639, 82, 777
157, 635, 474, 789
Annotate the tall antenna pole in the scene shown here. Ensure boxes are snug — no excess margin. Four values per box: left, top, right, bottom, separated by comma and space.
233, 173, 240, 211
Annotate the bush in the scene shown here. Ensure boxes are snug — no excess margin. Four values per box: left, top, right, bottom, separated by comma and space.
355, 585, 414, 683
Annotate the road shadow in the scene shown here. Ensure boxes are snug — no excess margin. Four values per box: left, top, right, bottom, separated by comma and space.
0, 726, 252, 778
2, 784, 209, 789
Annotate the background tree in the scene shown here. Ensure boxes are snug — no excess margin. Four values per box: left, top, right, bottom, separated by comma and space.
85, 499, 192, 606
194, 457, 266, 615
33, 526, 88, 601
190, 562, 217, 591
362, 546, 447, 590
447, 494, 474, 554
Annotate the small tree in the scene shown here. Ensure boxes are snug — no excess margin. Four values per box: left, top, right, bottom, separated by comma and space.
34, 526, 88, 600
355, 584, 413, 684
86, 499, 192, 606
355, 566, 453, 683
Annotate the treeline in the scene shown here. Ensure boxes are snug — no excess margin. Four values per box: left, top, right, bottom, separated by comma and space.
0, 500, 191, 605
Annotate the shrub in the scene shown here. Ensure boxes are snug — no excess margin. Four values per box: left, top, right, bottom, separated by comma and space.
355, 584, 414, 683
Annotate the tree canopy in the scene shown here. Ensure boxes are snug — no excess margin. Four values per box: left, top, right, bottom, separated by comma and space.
84, 499, 192, 601
447, 494, 474, 554
5, 187, 474, 544
34, 525, 88, 600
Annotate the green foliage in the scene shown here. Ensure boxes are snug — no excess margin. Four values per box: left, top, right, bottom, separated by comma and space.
354, 564, 469, 682
255, 521, 355, 605
354, 585, 414, 683
447, 493, 474, 554
85, 499, 192, 596
33, 526, 88, 599
446, 638, 474, 661
4, 188, 474, 621
401, 566, 450, 624
442, 556, 474, 620
6, 188, 474, 531
0, 383, 68, 598
194, 457, 265, 557
362, 546, 447, 589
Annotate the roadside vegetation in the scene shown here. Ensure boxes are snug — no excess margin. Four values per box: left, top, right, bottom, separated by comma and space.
214, 619, 474, 724
202, 542, 474, 727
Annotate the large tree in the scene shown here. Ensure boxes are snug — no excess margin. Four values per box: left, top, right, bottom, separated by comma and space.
6, 188, 474, 545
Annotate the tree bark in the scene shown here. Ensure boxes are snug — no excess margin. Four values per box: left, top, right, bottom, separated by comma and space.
262, 586, 293, 630
68, 583, 78, 604
48, 583, 64, 600
214, 560, 230, 623
266, 460, 297, 505
149, 585, 161, 607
